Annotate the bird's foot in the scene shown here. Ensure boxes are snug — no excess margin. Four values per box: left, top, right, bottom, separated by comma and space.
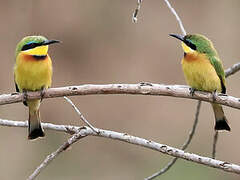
212, 90, 217, 102
139, 82, 153, 86
40, 87, 46, 102
22, 89, 28, 106
189, 87, 196, 96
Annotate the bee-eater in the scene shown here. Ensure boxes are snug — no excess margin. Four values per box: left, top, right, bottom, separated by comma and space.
14, 36, 60, 139
170, 34, 230, 131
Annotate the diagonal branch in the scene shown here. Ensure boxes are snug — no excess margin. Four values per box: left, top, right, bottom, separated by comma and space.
132, 0, 143, 23
1, 119, 240, 175
225, 62, 240, 77
163, 0, 186, 35
27, 128, 87, 180
63, 96, 98, 133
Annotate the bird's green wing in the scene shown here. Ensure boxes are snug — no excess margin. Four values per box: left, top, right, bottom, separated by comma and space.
209, 56, 226, 93
14, 74, 28, 106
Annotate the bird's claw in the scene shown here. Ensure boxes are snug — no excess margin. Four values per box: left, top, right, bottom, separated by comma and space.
40, 88, 46, 102
212, 90, 217, 102
189, 87, 196, 96
139, 82, 153, 86
22, 90, 28, 106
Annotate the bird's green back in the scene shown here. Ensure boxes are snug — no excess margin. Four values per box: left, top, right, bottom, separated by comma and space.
185, 34, 226, 92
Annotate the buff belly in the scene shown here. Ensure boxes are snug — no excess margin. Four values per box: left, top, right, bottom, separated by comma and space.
181, 55, 221, 92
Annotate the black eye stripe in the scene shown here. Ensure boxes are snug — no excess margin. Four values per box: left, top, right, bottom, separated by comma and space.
21, 42, 42, 51
185, 39, 197, 50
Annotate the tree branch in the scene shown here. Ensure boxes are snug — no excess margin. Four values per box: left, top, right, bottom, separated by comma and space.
146, 100, 202, 179
1, 62, 239, 107
1, 83, 239, 109
147, 61, 240, 179
132, 0, 143, 23
1, 118, 240, 175
27, 128, 87, 180
163, 0, 186, 36
225, 62, 240, 77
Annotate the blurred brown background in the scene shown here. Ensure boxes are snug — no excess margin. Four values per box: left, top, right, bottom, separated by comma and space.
0, 0, 239, 179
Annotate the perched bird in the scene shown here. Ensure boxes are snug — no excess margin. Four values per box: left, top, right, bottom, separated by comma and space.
14, 36, 60, 139
170, 34, 230, 131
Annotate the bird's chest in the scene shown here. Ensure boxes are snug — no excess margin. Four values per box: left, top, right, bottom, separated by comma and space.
15, 55, 52, 91
181, 54, 221, 92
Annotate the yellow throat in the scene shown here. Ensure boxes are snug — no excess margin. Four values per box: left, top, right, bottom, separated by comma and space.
22, 45, 49, 56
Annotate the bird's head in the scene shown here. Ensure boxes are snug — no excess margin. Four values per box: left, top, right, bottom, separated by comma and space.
15, 36, 60, 57
169, 34, 218, 56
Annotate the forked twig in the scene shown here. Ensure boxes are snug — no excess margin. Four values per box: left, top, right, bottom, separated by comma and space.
63, 96, 99, 133
0, 119, 237, 178
28, 97, 99, 180
27, 129, 87, 180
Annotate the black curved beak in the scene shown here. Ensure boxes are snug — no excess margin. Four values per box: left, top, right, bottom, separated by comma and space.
169, 34, 185, 42
169, 34, 197, 50
42, 40, 61, 46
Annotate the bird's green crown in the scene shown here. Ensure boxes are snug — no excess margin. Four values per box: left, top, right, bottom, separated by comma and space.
184, 34, 218, 56
15, 36, 48, 57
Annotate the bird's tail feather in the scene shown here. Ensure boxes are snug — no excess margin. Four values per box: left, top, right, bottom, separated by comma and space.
28, 100, 45, 140
211, 103, 230, 131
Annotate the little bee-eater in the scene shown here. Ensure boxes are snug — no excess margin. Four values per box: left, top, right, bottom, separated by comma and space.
14, 36, 60, 139
170, 34, 230, 131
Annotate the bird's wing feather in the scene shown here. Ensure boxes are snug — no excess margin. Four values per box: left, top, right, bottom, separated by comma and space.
14, 75, 28, 106
209, 56, 226, 93
15, 82, 20, 93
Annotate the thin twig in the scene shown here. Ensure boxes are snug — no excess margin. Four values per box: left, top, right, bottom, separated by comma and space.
0, 119, 240, 175
209, 61, 240, 160
27, 127, 87, 180
163, 0, 186, 35
212, 131, 219, 159
132, 0, 143, 23
225, 62, 240, 77
28, 97, 98, 179
63, 96, 99, 133
147, 61, 240, 179
146, 101, 201, 179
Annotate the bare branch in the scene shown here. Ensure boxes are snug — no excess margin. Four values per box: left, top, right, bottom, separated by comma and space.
225, 62, 240, 77
146, 101, 201, 179
145, 1, 188, 179
63, 96, 98, 133
132, 0, 143, 23
0, 119, 240, 175
163, 0, 186, 35
1, 63, 239, 107
27, 127, 87, 180
28, 97, 98, 179
1, 83, 239, 109
146, 61, 240, 179
212, 131, 219, 159
208, 62, 240, 160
